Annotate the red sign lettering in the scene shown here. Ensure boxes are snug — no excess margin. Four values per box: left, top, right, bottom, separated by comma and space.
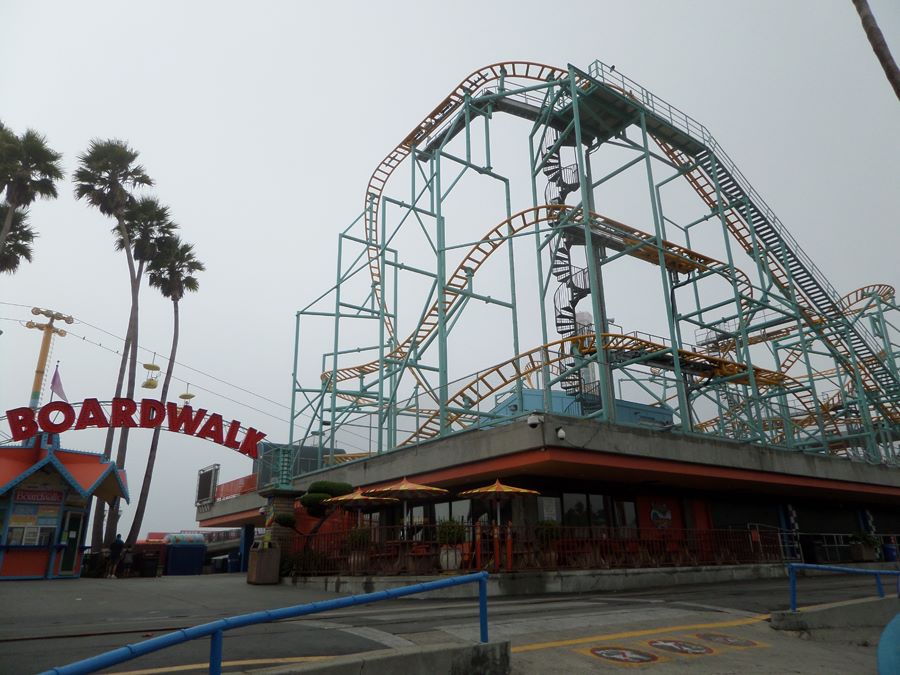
4, 398, 266, 458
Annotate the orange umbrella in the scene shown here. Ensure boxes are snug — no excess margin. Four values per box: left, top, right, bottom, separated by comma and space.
364, 477, 448, 524
322, 489, 399, 509
458, 479, 540, 524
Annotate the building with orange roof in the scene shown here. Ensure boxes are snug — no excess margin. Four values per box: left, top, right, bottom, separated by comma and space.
0, 432, 128, 579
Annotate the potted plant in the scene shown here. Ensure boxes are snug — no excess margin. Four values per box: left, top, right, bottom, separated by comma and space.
437, 520, 466, 571
535, 520, 561, 568
346, 527, 371, 574
849, 532, 879, 562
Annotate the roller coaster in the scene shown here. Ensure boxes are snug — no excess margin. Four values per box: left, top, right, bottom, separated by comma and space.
287, 60, 900, 472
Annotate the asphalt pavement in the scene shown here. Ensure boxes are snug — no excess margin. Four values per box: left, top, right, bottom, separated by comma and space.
0, 573, 888, 674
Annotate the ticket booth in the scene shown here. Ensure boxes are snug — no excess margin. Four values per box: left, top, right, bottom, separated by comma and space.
0, 432, 128, 580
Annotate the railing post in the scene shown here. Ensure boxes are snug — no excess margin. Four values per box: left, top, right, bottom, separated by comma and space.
492, 523, 500, 573
875, 574, 885, 598
475, 524, 482, 569
479, 575, 489, 643
209, 629, 224, 675
789, 564, 798, 612
505, 523, 513, 572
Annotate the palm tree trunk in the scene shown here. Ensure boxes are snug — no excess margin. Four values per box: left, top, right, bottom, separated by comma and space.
104, 257, 142, 545
90, 310, 134, 550
852, 0, 900, 100
0, 201, 16, 254
126, 298, 179, 546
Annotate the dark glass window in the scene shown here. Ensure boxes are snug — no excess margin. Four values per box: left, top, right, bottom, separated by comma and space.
451, 499, 470, 523
614, 500, 638, 530
563, 493, 590, 526
589, 494, 608, 526
538, 496, 561, 522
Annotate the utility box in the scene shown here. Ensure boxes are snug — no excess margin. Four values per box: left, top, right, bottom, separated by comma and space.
247, 541, 280, 584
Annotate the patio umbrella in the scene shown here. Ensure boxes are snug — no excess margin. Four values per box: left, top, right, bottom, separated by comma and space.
364, 477, 448, 526
323, 489, 398, 526
458, 479, 540, 525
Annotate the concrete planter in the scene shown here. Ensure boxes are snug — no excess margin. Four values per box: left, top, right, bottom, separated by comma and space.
440, 545, 462, 571
850, 543, 877, 562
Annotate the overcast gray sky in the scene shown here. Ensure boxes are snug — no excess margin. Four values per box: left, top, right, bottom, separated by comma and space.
1, 1, 898, 537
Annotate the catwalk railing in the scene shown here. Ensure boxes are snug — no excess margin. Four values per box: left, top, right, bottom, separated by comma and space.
284, 524, 801, 576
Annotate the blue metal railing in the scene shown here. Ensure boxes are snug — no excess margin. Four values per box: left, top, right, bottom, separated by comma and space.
43, 571, 490, 675
787, 563, 900, 612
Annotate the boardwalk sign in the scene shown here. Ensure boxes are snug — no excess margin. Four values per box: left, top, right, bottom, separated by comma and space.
5, 398, 266, 458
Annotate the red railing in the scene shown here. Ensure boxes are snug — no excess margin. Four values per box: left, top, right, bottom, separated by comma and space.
215, 474, 257, 501
282, 524, 799, 576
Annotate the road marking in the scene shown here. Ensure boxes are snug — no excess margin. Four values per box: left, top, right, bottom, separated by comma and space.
510, 614, 770, 653
108, 656, 329, 674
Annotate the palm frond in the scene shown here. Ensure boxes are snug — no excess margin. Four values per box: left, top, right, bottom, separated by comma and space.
0, 206, 36, 274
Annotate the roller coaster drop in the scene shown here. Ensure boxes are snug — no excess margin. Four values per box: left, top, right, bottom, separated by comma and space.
288, 60, 900, 474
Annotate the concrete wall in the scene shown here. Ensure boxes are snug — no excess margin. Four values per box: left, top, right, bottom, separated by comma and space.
287, 563, 791, 598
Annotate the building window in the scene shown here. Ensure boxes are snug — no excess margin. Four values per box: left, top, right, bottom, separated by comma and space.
563, 493, 590, 526
538, 496, 561, 523
589, 494, 608, 526
434, 502, 450, 522
614, 500, 638, 531
451, 500, 470, 523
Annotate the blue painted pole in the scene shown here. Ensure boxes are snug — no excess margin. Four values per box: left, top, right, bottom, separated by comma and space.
875, 574, 885, 598
209, 630, 223, 675
479, 576, 489, 643
789, 564, 797, 612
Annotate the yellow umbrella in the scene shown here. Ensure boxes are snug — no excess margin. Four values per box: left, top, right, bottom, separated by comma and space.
322, 489, 399, 509
364, 477, 448, 525
458, 479, 540, 524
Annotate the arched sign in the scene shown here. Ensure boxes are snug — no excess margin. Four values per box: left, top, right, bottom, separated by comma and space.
5, 398, 266, 458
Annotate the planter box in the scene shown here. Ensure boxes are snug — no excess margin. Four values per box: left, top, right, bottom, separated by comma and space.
850, 543, 877, 562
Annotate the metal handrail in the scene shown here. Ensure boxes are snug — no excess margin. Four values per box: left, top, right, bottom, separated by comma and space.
44, 571, 490, 675
787, 562, 900, 612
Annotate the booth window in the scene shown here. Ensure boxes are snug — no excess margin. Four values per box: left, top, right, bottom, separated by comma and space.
7, 526, 56, 546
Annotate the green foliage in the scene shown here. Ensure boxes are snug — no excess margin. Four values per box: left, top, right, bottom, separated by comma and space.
307, 481, 353, 497
273, 513, 296, 528
0, 206, 35, 274
535, 520, 561, 548
437, 519, 466, 546
148, 235, 205, 302
115, 197, 176, 262
849, 532, 879, 547
299, 492, 331, 517
347, 527, 371, 551
0, 124, 64, 208
73, 139, 152, 219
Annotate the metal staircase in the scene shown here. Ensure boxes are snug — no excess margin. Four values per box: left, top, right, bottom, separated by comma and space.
658, 141, 900, 421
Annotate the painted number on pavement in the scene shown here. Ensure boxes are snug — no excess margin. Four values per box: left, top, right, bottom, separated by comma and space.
591, 647, 659, 664
647, 639, 712, 655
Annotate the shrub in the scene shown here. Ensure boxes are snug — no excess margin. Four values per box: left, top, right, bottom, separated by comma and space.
347, 527, 371, 551
300, 492, 331, 517
437, 520, 466, 546
274, 513, 296, 528
849, 532, 879, 547
307, 481, 353, 497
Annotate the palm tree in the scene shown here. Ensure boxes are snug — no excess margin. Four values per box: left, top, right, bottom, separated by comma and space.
0, 124, 63, 256
74, 139, 153, 548
852, 0, 900, 100
0, 206, 36, 274
126, 237, 204, 546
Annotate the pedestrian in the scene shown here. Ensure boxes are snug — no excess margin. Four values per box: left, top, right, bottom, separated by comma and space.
121, 546, 134, 578
107, 534, 125, 578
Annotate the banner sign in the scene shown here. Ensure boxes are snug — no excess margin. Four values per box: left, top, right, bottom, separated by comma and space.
5, 398, 266, 458
14, 488, 64, 504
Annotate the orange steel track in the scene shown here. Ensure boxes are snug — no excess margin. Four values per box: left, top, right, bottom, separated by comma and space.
324, 205, 754, 391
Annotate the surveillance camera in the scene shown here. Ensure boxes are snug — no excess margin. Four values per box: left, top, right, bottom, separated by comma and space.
526, 413, 543, 429
555, 427, 566, 441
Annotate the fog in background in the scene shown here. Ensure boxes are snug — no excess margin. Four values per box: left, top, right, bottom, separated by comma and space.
1, 1, 898, 537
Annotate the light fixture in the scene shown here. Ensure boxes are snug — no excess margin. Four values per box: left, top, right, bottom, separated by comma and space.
555, 426, 566, 441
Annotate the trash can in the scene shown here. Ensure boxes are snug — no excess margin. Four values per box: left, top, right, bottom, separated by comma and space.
139, 552, 161, 577
883, 543, 898, 562
247, 541, 280, 584
211, 555, 229, 573
227, 553, 240, 573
